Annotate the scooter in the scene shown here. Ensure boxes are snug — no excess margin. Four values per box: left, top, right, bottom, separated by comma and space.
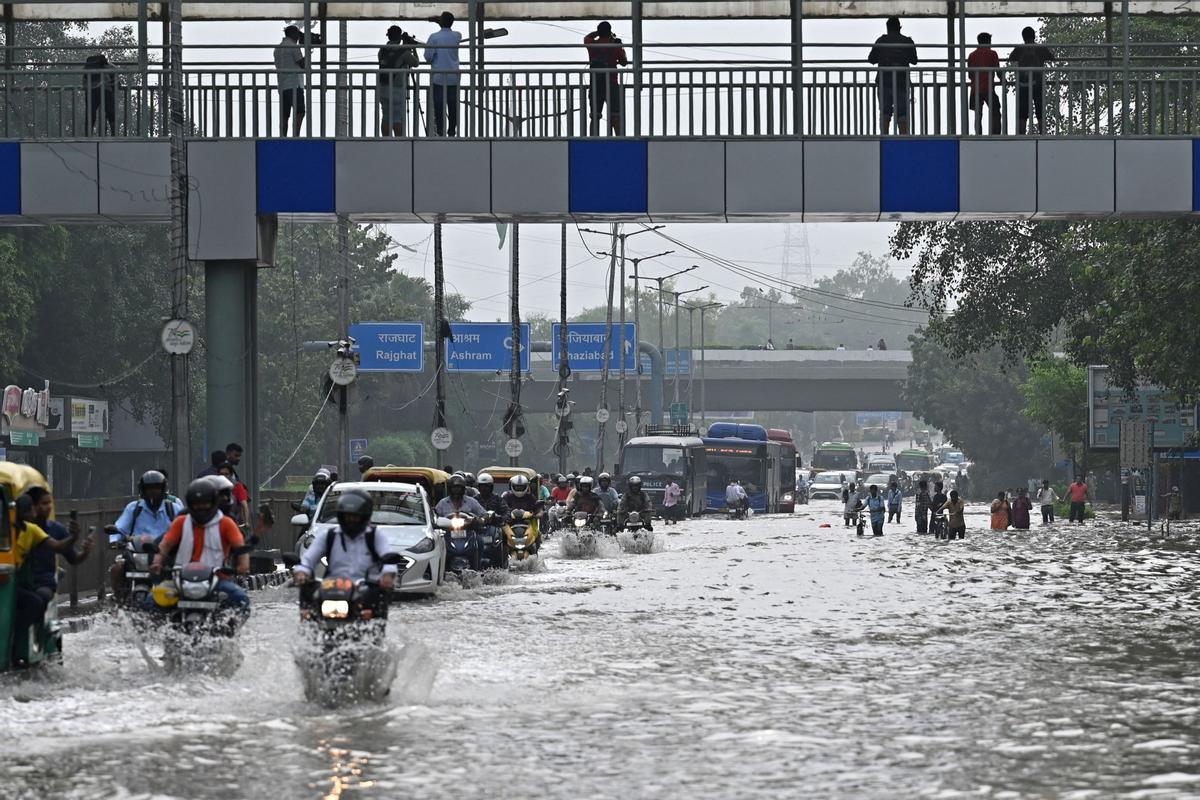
505, 509, 541, 560
476, 512, 508, 570
437, 512, 480, 573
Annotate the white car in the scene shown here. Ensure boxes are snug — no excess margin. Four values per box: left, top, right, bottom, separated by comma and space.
863, 473, 897, 491
298, 481, 446, 597
809, 471, 849, 500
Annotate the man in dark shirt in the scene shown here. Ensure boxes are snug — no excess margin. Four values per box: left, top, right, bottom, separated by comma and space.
968, 32, 1002, 135
867, 17, 918, 135
584, 21, 628, 136
1008, 26, 1055, 135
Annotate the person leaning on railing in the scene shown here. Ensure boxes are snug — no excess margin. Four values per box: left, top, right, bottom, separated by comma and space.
424, 11, 462, 137
867, 16, 918, 136
378, 25, 420, 137
83, 52, 120, 136
584, 21, 628, 137
1008, 26, 1055, 135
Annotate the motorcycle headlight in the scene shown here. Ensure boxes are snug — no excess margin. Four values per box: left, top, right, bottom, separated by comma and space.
321, 600, 350, 619
131, 553, 150, 570
408, 536, 435, 554
181, 580, 209, 600
783, 493, 794, 502
450, 517, 466, 531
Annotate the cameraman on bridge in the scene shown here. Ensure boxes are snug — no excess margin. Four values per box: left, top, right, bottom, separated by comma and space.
584, 21, 628, 137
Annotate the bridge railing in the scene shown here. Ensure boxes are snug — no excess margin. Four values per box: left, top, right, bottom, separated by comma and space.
2, 63, 1198, 139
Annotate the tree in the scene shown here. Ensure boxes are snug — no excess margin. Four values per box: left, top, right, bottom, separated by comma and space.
1021, 359, 1088, 466
904, 330, 1046, 490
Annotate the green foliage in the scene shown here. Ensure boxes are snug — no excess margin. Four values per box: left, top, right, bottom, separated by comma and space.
367, 432, 435, 468
903, 330, 1045, 488
1020, 360, 1087, 454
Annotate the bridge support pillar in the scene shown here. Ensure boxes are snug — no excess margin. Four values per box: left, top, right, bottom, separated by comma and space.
638, 341, 664, 426
205, 260, 259, 493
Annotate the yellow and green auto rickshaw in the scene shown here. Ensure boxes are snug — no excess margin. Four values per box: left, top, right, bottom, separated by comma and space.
0, 463, 61, 671
362, 466, 451, 505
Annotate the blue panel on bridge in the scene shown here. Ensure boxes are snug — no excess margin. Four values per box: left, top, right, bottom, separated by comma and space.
569, 140, 647, 214
256, 140, 335, 213
0, 143, 19, 215
881, 140, 959, 213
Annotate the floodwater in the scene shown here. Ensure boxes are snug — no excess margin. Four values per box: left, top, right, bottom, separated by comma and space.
4, 504, 1200, 799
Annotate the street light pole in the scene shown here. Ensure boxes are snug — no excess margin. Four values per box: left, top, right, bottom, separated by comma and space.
695, 302, 722, 427
665, 286, 707, 405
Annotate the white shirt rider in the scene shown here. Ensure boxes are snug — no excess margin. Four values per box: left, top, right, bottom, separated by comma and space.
726, 482, 746, 504
294, 525, 398, 583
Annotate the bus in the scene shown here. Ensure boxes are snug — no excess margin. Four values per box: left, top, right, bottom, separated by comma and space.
768, 428, 799, 513
618, 428, 708, 518
703, 423, 781, 514
812, 441, 859, 473
895, 448, 936, 474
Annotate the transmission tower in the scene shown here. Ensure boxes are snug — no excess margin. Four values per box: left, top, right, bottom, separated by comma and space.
781, 224, 814, 287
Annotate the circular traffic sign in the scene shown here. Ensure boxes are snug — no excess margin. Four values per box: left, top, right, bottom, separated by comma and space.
504, 438, 524, 458
614, 420, 628, 434
431, 427, 453, 450
596, 408, 610, 423
329, 358, 358, 386
555, 404, 571, 418
160, 319, 196, 355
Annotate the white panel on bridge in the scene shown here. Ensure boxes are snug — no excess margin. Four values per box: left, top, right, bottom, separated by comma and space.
958, 139, 1036, 218
187, 141, 259, 261
1115, 139, 1192, 216
803, 140, 880, 220
648, 141, 726, 220
335, 140, 416, 219
724, 140, 803, 219
21, 142, 98, 219
98, 142, 170, 220
1036, 139, 1115, 218
492, 141, 569, 218
412, 141, 492, 220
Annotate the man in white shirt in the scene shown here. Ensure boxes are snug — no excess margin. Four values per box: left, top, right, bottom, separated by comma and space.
274, 25, 306, 136
424, 11, 462, 136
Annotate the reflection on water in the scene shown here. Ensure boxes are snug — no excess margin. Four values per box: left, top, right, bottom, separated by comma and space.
3, 507, 1200, 799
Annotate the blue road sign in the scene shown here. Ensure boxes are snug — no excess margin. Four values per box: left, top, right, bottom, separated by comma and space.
641, 350, 690, 376
350, 322, 424, 372
349, 438, 369, 462
447, 322, 531, 372
552, 323, 637, 372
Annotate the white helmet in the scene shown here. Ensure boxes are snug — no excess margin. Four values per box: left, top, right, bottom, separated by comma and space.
477, 473, 495, 486
508, 474, 530, 496
208, 475, 234, 494
578, 476, 594, 491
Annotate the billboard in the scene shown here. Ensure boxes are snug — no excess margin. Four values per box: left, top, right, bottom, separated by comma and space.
1087, 365, 1197, 450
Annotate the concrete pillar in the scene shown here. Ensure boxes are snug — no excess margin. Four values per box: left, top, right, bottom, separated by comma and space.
205, 260, 256, 480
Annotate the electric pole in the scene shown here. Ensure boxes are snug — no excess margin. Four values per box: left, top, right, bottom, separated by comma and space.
167, 0, 190, 489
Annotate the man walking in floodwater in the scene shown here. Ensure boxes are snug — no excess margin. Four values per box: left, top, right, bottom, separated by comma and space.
1037, 479, 1057, 524
867, 17, 918, 135
1067, 475, 1089, 523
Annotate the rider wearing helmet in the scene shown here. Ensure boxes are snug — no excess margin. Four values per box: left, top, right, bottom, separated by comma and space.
567, 475, 602, 515
618, 475, 654, 529
151, 478, 250, 612
108, 469, 182, 594
595, 472, 619, 513
435, 473, 488, 523
293, 488, 399, 594
502, 474, 543, 515
300, 469, 332, 516
475, 473, 510, 521
208, 474, 236, 518
550, 474, 572, 503
356, 454, 375, 477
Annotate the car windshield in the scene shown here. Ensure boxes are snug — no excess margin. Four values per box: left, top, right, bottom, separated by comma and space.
815, 472, 845, 483
317, 488, 427, 526
622, 445, 687, 476
814, 449, 857, 470
866, 474, 893, 486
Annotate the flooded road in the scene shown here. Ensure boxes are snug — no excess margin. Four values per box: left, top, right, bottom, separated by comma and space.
4, 504, 1200, 799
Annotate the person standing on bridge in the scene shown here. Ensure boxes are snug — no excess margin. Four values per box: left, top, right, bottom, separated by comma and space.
968, 32, 1003, 136
1008, 26, 1055, 135
425, 12, 462, 136
83, 53, 120, 136
378, 25, 420, 137
585, 21, 628, 137
867, 17, 918, 136
274, 25, 307, 137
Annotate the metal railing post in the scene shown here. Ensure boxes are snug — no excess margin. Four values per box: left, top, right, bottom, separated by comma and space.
1121, 0, 1131, 133
790, 0, 803, 135
632, 0, 643, 136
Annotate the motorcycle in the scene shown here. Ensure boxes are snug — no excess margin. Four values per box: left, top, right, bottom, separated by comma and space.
725, 501, 749, 520
151, 549, 252, 675
476, 512, 509, 570
505, 509, 541, 560
623, 510, 652, 533
931, 511, 949, 540
437, 512, 480, 573
107, 525, 159, 608
595, 508, 617, 536
294, 553, 405, 706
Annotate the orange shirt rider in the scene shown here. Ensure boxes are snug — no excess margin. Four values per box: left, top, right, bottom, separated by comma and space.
153, 514, 248, 577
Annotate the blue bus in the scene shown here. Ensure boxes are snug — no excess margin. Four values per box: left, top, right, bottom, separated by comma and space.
703, 423, 783, 513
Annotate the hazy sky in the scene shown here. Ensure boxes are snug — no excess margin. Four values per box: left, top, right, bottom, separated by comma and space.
94, 13, 1036, 319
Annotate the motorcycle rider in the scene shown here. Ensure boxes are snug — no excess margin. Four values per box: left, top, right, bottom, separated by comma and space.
435, 473, 488, 525
150, 478, 250, 613
567, 475, 603, 516
109, 469, 181, 598
502, 474, 543, 516
795, 472, 809, 503
550, 474, 572, 503
617, 475, 654, 530
475, 472, 510, 522
725, 479, 749, 514
300, 469, 332, 516
594, 472, 620, 513
292, 489, 398, 602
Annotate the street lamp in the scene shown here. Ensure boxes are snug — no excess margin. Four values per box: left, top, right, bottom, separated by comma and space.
637, 265, 699, 373
667, 286, 707, 404
693, 302, 723, 426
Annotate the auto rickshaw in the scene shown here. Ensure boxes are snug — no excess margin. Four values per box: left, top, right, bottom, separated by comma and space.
480, 466, 540, 495
0, 463, 62, 671
361, 466, 451, 504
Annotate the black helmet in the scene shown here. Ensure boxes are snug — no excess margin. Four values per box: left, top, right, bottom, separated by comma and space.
357, 454, 375, 472
185, 478, 219, 525
463, 471, 477, 487
448, 474, 467, 496
335, 489, 374, 537
628, 475, 643, 491
139, 470, 167, 493
509, 474, 530, 496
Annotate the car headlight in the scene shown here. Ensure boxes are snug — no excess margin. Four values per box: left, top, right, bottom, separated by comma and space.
408, 536, 435, 554
321, 600, 350, 619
